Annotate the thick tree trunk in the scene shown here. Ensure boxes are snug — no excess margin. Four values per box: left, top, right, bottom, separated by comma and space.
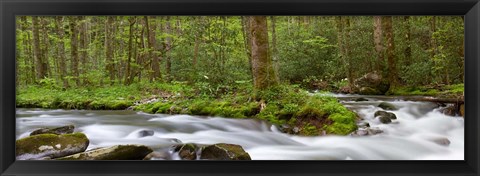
249, 16, 278, 91
373, 16, 384, 73
383, 16, 397, 87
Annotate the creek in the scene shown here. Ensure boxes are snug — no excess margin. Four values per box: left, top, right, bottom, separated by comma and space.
16, 94, 464, 160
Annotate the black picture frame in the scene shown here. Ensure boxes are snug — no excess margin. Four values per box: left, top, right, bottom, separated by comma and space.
1, 0, 479, 176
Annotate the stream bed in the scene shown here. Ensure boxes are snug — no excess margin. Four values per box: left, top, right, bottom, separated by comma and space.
16, 94, 464, 160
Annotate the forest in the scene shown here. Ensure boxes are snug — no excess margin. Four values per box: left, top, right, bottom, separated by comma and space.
16, 16, 464, 136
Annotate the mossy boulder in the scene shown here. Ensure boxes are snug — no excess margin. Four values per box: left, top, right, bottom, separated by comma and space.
200, 143, 251, 160
378, 102, 398, 110
16, 133, 89, 160
57, 144, 153, 160
30, 125, 75, 136
353, 72, 390, 95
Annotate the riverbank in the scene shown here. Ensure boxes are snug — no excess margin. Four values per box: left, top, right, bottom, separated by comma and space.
16, 82, 357, 136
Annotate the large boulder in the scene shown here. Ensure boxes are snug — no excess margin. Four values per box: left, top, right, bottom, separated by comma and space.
353, 72, 390, 95
30, 125, 75, 136
200, 143, 251, 160
16, 133, 89, 160
57, 144, 153, 160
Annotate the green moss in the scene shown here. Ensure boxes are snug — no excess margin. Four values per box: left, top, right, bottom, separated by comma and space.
16, 133, 89, 156
389, 84, 463, 97
302, 123, 319, 136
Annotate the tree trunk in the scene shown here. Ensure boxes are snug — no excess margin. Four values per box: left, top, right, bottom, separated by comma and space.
79, 16, 88, 85
343, 17, 354, 87
249, 16, 278, 91
145, 16, 161, 82
69, 17, 80, 86
125, 17, 136, 85
241, 16, 254, 80
383, 16, 397, 87
270, 16, 280, 82
40, 18, 51, 78
105, 16, 115, 85
32, 16, 47, 81
403, 16, 412, 66
55, 16, 69, 88
165, 16, 172, 82
373, 16, 384, 73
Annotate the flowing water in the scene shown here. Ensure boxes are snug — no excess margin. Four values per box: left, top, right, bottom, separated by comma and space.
16, 94, 464, 160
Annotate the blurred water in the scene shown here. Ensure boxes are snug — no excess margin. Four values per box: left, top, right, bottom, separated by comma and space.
16, 95, 464, 160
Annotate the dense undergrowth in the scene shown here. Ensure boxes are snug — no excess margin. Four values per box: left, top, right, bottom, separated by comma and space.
17, 81, 358, 136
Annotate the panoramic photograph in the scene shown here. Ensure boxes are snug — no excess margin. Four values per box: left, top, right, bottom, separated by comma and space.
15, 16, 464, 160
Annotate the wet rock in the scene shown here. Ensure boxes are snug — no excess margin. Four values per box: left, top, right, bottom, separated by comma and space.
439, 104, 457, 116
30, 125, 75, 136
143, 151, 171, 160
357, 122, 370, 128
460, 104, 464, 117
200, 143, 251, 160
57, 144, 153, 160
431, 138, 451, 146
351, 127, 383, 136
352, 129, 369, 136
359, 87, 382, 95
177, 143, 197, 160
378, 116, 392, 124
138, 130, 154, 138
354, 97, 369, 102
374, 111, 397, 119
16, 133, 89, 160
378, 102, 398, 110
367, 127, 384, 135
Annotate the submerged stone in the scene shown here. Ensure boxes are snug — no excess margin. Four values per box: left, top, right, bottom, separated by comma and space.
16, 133, 89, 160
137, 130, 154, 138
57, 144, 153, 160
30, 125, 75, 136
378, 116, 392, 124
374, 111, 397, 119
200, 143, 251, 160
378, 102, 398, 110
354, 97, 369, 102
